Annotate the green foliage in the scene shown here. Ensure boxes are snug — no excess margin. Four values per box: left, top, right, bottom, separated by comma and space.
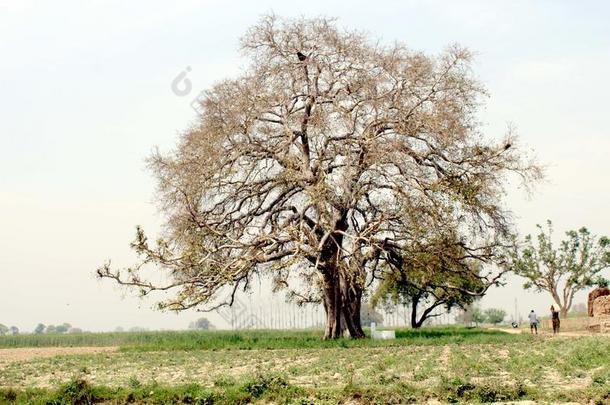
371, 231, 488, 328
472, 307, 486, 325
596, 277, 609, 288
512, 220, 610, 315
0, 324, 8, 336
2, 332, 609, 404
55, 323, 72, 334
484, 308, 507, 324
436, 376, 533, 403
55, 378, 94, 404
242, 374, 288, 398
0, 326, 528, 351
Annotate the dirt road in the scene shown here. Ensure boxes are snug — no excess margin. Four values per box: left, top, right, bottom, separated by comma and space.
487, 327, 597, 337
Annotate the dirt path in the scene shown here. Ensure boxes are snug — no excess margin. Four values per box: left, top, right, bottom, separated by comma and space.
488, 327, 523, 334
0, 347, 118, 364
486, 327, 597, 338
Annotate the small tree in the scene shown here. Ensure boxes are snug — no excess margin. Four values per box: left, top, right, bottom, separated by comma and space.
55, 323, 72, 334
0, 324, 8, 336
472, 307, 486, 326
188, 317, 214, 330
370, 229, 497, 329
484, 308, 506, 324
45, 325, 57, 333
512, 221, 610, 317
34, 323, 45, 334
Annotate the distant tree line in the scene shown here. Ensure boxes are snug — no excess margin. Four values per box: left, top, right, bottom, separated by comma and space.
33, 323, 82, 334
0, 324, 19, 335
456, 305, 507, 326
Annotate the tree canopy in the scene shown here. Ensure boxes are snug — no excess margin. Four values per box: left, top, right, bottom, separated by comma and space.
511, 221, 610, 317
98, 15, 541, 339
189, 317, 214, 330
370, 229, 490, 328
484, 308, 506, 324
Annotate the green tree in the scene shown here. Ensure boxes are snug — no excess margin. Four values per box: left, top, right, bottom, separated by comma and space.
371, 230, 493, 328
597, 278, 609, 288
55, 323, 72, 334
97, 15, 541, 339
484, 308, 506, 324
188, 317, 214, 330
472, 307, 486, 326
511, 221, 610, 318
0, 324, 8, 336
34, 323, 45, 334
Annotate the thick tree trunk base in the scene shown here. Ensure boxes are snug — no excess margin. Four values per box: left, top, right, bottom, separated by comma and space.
321, 269, 365, 339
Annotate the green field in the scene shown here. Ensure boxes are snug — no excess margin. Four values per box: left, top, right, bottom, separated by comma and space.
1, 327, 609, 404
0, 327, 528, 351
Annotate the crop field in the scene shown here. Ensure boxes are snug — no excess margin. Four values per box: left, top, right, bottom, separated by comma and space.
1, 327, 609, 404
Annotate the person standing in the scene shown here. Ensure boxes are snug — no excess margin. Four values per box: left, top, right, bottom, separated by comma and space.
528, 310, 538, 334
550, 305, 560, 334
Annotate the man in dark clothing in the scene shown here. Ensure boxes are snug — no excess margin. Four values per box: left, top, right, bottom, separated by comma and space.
550, 305, 560, 334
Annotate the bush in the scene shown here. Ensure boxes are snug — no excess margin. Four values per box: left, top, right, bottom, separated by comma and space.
54, 378, 95, 404
242, 374, 288, 398
437, 377, 530, 403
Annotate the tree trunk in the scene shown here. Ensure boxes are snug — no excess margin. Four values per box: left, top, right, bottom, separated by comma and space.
319, 212, 364, 339
411, 294, 423, 328
321, 268, 365, 339
340, 273, 365, 338
321, 270, 343, 339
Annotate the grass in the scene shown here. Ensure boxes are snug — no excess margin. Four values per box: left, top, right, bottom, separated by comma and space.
0, 375, 530, 404
2, 368, 609, 404
1, 327, 609, 403
0, 326, 528, 351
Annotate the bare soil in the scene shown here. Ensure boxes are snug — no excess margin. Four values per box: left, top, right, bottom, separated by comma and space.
0, 346, 118, 364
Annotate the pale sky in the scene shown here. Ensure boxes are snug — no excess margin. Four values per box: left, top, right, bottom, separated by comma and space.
1, 0, 609, 332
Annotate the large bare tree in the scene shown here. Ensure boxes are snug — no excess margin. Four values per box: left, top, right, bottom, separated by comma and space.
97, 15, 541, 339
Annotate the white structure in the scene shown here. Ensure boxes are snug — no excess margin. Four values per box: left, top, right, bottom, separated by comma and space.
370, 322, 396, 340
